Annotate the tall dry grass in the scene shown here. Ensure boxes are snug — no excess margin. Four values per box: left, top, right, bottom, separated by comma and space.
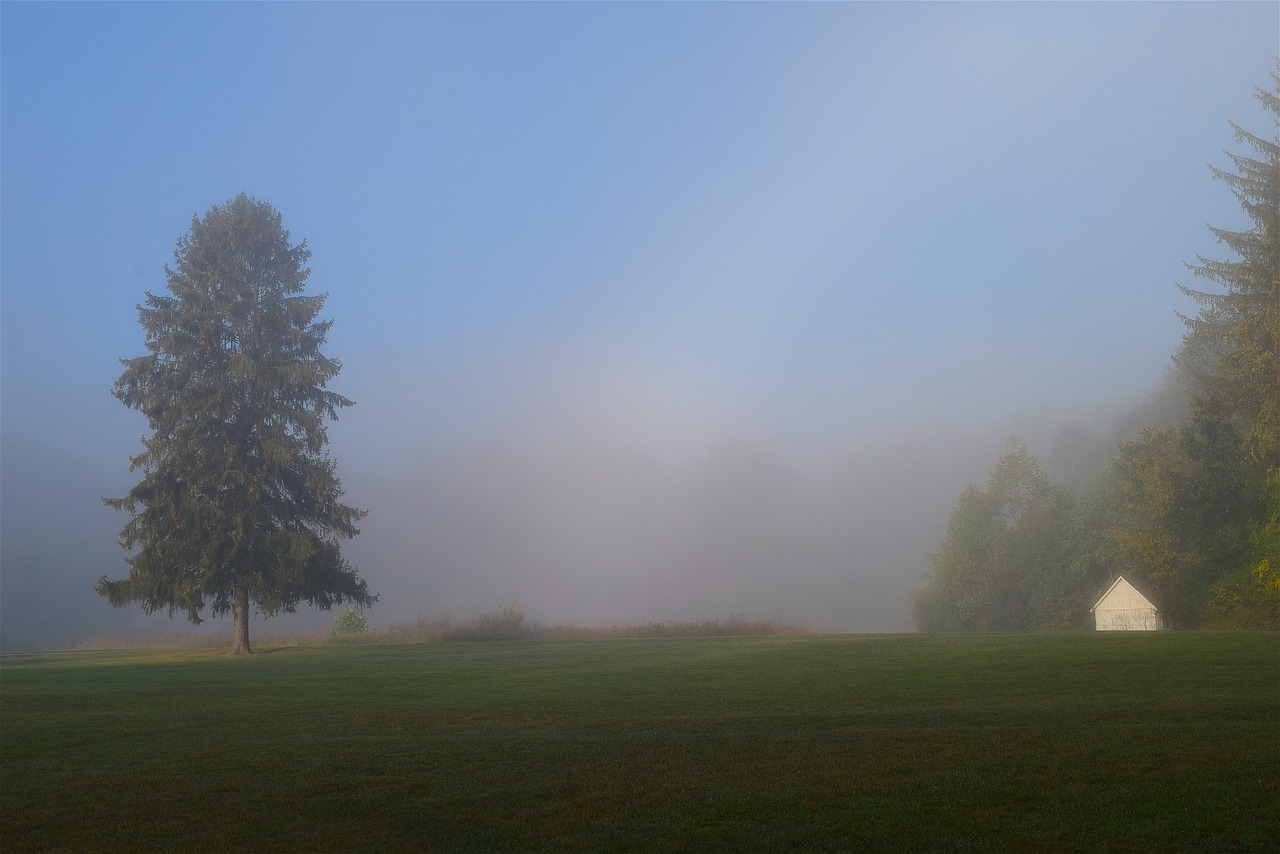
55, 608, 807, 652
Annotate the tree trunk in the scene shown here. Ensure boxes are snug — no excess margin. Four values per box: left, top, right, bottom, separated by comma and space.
229, 585, 253, 655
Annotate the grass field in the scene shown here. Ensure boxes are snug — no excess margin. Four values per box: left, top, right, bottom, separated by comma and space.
2, 633, 1277, 851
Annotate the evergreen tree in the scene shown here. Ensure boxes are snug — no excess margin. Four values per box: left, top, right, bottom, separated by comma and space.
1178, 69, 1280, 453
1172, 66, 1280, 621
96, 194, 374, 654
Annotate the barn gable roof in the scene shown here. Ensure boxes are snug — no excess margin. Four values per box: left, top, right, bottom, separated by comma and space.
1090, 575, 1158, 613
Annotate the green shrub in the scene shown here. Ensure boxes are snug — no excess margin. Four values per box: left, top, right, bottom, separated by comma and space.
1205, 560, 1280, 629
445, 605, 529, 642
329, 607, 370, 642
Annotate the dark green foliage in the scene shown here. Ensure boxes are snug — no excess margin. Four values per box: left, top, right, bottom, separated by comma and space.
1099, 426, 1207, 627
914, 438, 1085, 631
2, 635, 1276, 851
1178, 68, 1280, 585
1205, 562, 1280, 628
1177, 69, 1280, 475
918, 69, 1280, 631
96, 195, 374, 652
1103, 68, 1280, 628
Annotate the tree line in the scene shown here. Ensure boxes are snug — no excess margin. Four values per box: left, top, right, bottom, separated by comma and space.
96, 72, 1276, 653
914, 69, 1279, 631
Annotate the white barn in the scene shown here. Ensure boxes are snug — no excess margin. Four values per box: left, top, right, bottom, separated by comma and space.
1091, 576, 1162, 631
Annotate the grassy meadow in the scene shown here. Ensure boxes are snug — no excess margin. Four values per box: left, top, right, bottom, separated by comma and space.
2, 632, 1277, 851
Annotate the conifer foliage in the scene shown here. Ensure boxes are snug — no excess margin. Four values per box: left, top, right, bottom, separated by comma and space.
1175, 67, 1280, 613
914, 68, 1280, 631
97, 195, 374, 654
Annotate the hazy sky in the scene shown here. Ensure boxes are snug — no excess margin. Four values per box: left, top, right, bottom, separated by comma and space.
2, 2, 1276, 648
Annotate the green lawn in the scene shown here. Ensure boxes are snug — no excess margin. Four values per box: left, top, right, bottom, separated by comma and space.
2, 633, 1277, 851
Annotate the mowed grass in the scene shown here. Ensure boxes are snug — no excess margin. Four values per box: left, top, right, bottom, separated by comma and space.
2, 633, 1277, 852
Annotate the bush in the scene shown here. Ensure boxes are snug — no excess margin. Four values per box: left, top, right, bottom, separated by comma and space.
445, 605, 530, 642
378, 610, 804, 644
1205, 561, 1280, 629
329, 607, 370, 642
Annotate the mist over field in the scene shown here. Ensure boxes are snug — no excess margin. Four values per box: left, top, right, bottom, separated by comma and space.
2, 3, 1276, 648
0, 405, 1157, 647
344, 433, 995, 632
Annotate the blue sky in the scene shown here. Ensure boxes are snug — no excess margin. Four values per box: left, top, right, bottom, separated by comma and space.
2, 2, 1277, 646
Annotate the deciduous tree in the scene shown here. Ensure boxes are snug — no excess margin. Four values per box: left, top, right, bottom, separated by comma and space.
1100, 427, 1204, 626
913, 438, 1081, 631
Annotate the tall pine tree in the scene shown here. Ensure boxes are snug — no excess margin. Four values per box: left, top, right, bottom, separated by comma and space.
97, 194, 374, 654
1174, 67, 1280, 624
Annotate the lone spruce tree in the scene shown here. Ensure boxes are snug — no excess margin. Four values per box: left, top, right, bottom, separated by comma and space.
97, 194, 374, 654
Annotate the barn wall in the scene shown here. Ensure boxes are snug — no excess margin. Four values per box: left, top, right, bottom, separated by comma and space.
1094, 608, 1162, 631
